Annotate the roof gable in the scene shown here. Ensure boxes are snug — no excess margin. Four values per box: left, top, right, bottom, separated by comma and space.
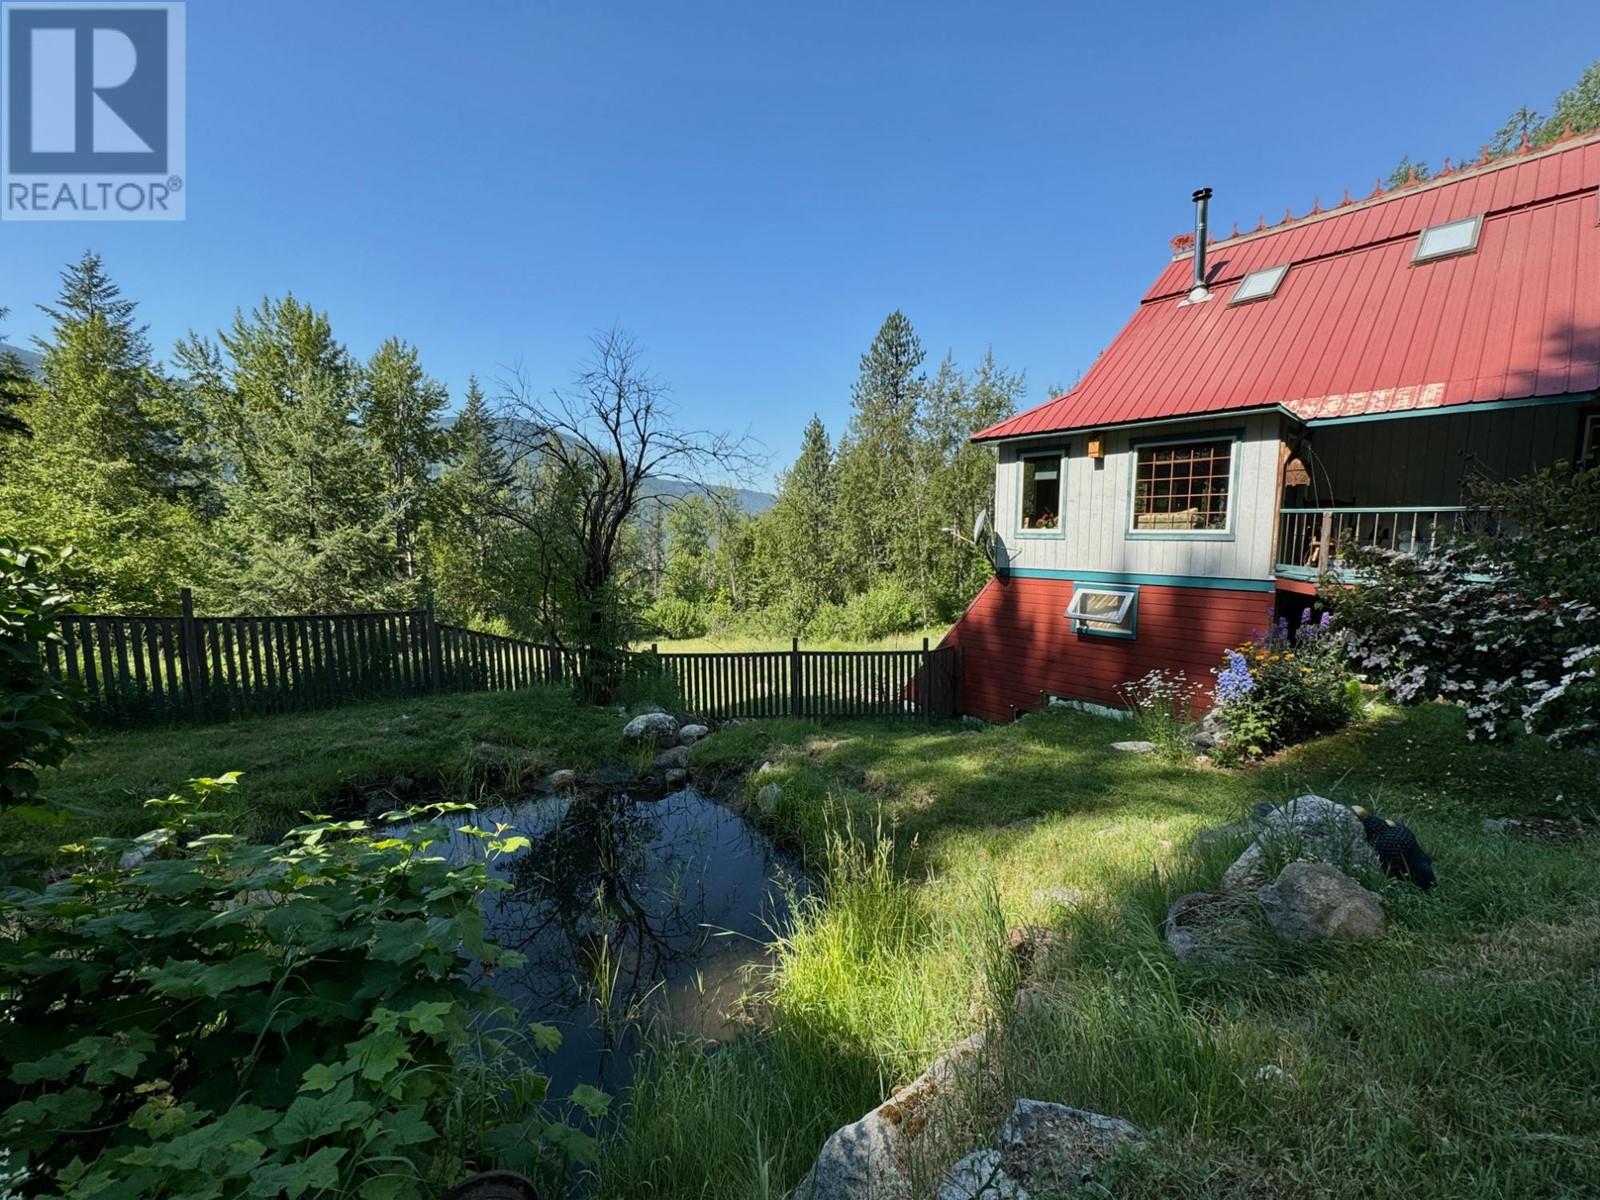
975, 133, 1600, 442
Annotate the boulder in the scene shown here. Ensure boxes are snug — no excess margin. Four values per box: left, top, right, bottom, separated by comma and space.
996, 1100, 1143, 1193
623, 711, 680, 747
655, 745, 692, 769
588, 764, 638, 789
1257, 861, 1385, 942
679, 723, 710, 745
791, 1109, 909, 1200
1221, 794, 1378, 892
1109, 740, 1156, 754
937, 1150, 1027, 1200
664, 767, 689, 787
793, 1033, 990, 1200
1004, 925, 1064, 977
754, 782, 782, 817
544, 769, 579, 792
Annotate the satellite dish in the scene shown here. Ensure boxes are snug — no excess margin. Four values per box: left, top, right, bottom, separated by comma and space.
972, 509, 989, 543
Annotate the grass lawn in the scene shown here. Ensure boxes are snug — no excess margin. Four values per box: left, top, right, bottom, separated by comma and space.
21, 690, 1600, 1197
8, 686, 640, 856
606, 703, 1600, 1199
633, 626, 951, 655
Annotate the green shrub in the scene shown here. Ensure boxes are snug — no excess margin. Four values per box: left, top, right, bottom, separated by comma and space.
1213, 609, 1362, 761
1116, 668, 1206, 760
0, 541, 82, 812
642, 596, 708, 640
811, 578, 920, 643
0, 776, 604, 1199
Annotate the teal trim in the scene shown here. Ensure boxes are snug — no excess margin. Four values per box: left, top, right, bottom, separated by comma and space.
1279, 505, 1468, 515
1274, 564, 1321, 582
1299, 391, 1595, 428
1006, 567, 1275, 593
1015, 446, 1068, 540
1125, 428, 1243, 542
1069, 583, 1139, 640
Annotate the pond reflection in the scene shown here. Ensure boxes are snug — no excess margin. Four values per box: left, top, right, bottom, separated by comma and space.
409, 788, 801, 1095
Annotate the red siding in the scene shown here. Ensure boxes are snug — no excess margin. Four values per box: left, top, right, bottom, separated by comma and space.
942, 576, 1272, 722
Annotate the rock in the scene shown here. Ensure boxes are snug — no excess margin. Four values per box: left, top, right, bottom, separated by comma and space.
1109, 741, 1157, 754
1482, 815, 1588, 845
996, 1099, 1143, 1193
1257, 861, 1385, 942
793, 1033, 992, 1200
755, 782, 782, 817
664, 768, 688, 787
544, 769, 579, 792
1199, 707, 1225, 734
587, 764, 638, 789
1191, 731, 1219, 753
1032, 886, 1086, 910
622, 711, 680, 747
119, 828, 173, 870
1221, 795, 1378, 892
938, 1150, 1028, 1200
1004, 925, 1063, 976
791, 1109, 910, 1199
1254, 1064, 1292, 1085
1164, 891, 1253, 965
655, 745, 692, 769
1195, 819, 1251, 848
679, 723, 710, 745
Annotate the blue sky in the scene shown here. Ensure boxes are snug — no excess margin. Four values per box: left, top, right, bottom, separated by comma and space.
3, 0, 1597, 488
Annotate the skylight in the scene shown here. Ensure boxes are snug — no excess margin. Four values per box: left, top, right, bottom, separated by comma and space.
1413, 215, 1482, 263
1229, 263, 1290, 305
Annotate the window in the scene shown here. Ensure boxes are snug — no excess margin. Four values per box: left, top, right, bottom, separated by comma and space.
1581, 411, 1599, 468
1019, 453, 1063, 531
1066, 585, 1138, 638
1229, 263, 1289, 305
1131, 438, 1233, 533
1413, 215, 1482, 263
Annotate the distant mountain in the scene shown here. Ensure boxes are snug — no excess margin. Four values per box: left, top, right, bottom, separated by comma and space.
0, 341, 42, 374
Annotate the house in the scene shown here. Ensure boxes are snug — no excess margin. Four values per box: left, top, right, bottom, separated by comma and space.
944, 130, 1600, 724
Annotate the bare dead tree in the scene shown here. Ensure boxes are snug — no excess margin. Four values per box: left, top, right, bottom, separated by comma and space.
491, 327, 759, 694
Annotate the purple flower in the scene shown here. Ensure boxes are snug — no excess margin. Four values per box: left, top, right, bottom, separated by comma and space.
1215, 649, 1255, 705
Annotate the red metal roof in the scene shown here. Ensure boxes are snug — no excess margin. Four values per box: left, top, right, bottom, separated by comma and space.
974, 132, 1600, 442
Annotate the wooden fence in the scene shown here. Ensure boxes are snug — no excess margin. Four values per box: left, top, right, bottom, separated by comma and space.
45, 591, 961, 724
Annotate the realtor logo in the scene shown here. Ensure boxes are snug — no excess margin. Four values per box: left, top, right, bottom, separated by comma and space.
2, 1, 185, 219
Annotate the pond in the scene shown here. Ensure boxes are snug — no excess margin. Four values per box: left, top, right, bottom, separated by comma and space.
409, 787, 803, 1097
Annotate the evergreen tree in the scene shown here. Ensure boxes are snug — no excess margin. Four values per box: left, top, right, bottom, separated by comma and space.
358, 337, 449, 586
0, 308, 32, 442
182, 296, 398, 612
0, 254, 201, 610
761, 414, 839, 631
426, 377, 518, 626
833, 311, 926, 592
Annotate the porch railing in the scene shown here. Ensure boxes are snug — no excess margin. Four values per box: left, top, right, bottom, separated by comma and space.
1276, 506, 1477, 580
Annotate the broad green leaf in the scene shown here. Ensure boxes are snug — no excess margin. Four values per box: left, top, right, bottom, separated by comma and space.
569, 1082, 611, 1118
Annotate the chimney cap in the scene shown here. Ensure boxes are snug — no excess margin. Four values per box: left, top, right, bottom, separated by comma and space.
1192, 186, 1213, 203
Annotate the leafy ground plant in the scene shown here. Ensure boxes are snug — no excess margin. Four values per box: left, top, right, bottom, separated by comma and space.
0, 775, 603, 1199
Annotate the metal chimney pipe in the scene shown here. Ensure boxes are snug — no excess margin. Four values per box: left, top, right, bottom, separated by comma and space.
1191, 187, 1213, 297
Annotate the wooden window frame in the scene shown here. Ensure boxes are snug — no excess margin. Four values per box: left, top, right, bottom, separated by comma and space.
1126, 430, 1241, 541
1016, 448, 1067, 539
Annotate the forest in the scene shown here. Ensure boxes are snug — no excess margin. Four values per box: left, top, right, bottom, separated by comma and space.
0, 255, 1022, 652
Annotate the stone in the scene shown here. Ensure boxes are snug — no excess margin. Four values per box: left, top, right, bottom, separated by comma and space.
588, 764, 638, 789
755, 782, 782, 817
679, 723, 711, 745
1004, 925, 1063, 977
664, 768, 689, 787
1221, 795, 1378, 892
655, 745, 692, 769
1109, 740, 1157, 754
1032, 886, 1086, 910
622, 711, 680, 747
996, 1099, 1143, 1193
790, 1109, 910, 1199
1163, 891, 1252, 966
1256, 861, 1385, 942
937, 1150, 1028, 1200
544, 769, 579, 792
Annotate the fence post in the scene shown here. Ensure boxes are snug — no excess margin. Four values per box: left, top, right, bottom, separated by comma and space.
789, 637, 801, 717
179, 587, 203, 715
921, 637, 931, 724
424, 604, 443, 692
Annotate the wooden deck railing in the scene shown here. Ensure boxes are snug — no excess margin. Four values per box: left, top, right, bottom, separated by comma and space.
1276, 506, 1476, 580
44, 592, 961, 725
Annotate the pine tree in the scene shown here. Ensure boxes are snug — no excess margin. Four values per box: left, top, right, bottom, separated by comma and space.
0, 308, 32, 442
0, 254, 201, 610
359, 337, 449, 587
426, 376, 516, 625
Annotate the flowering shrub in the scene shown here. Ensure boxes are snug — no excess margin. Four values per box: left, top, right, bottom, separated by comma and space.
1211, 609, 1361, 760
1336, 465, 1600, 746
1117, 668, 1206, 758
